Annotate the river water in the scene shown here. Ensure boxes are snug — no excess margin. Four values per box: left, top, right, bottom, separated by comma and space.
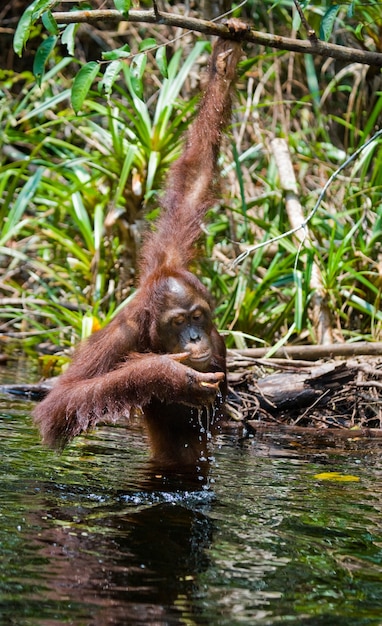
1, 360, 382, 625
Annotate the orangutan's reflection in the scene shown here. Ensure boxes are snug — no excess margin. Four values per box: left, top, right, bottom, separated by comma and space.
30, 474, 214, 625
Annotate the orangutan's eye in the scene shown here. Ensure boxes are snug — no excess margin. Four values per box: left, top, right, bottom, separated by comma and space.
172, 315, 185, 327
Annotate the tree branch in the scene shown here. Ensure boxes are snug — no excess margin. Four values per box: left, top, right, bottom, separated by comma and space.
228, 341, 382, 361
50, 8, 382, 67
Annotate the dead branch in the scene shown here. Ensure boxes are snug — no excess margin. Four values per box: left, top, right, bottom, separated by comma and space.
48, 9, 382, 68
228, 342, 382, 360
227, 354, 382, 432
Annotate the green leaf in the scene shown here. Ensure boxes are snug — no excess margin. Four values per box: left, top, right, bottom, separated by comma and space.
347, 0, 355, 18
354, 23, 364, 41
82, 311, 98, 340
0, 168, 43, 246
344, 290, 382, 322
139, 38, 157, 52
130, 53, 147, 99
41, 10, 58, 35
153, 42, 208, 135
15, 88, 71, 122
319, 5, 341, 42
62, 23, 79, 56
13, 0, 57, 56
113, 0, 130, 15
71, 61, 100, 114
265, 322, 296, 358
33, 35, 57, 86
293, 269, 303, 332
13, 0, 41, 56
112, 145, 138, 206
102, 44, 131, 61
70, 191, 94, 251
146, 150, 161, 195
99, 60, 123, 97
156, 46, 168, 78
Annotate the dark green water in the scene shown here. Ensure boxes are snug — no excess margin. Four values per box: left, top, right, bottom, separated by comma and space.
1, 361, 382, 625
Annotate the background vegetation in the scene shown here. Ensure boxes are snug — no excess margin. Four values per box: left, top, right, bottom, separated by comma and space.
1, 0, 382, 370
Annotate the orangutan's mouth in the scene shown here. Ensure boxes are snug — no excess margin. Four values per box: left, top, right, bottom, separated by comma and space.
188, 352, 211, 364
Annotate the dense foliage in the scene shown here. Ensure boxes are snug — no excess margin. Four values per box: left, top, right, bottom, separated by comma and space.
1, 0, 382, 364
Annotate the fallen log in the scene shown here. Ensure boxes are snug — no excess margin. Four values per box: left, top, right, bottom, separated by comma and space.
0, 379, 55, 401
254, 361, 354, 412
228, 341, 382, 361
1, 351, 382, 434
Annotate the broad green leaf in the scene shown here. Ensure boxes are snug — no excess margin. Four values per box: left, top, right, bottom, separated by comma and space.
113, 0, 130, 15
130, 53, 147, 99
71, 61, 100, 114
70, 191, 94, 251
13, 0, 57, 56
156, 46, 168, 78
131, 53, 147, 80
146, 150, 161, 195
33, 35, 57, 85
99, 60, 123, 97
62, 23, 79, 56
102, 44, 131, 61
139, 38, 157, 52
319, 5, 340, 42
41, 10, 58, 35
14, 0, 42, 55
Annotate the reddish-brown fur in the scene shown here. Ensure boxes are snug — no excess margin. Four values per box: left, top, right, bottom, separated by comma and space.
33, 23, 246, 467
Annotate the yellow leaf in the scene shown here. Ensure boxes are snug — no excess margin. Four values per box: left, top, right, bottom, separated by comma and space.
91, 317, 102, 333
314, 472, 360, 482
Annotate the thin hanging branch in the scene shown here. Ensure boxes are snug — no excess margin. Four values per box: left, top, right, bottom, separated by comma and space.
49, 8, 382, 68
